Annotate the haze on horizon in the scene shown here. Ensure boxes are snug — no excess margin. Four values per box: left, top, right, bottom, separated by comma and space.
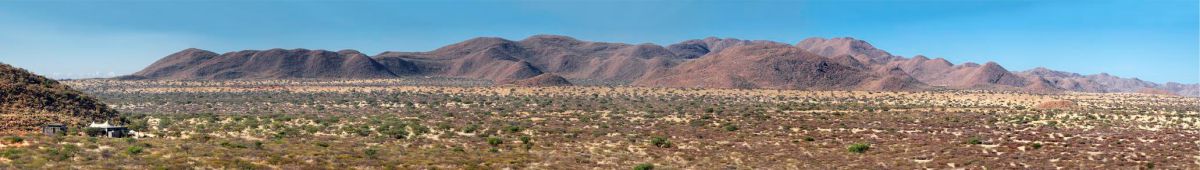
0, 0, 1196, 84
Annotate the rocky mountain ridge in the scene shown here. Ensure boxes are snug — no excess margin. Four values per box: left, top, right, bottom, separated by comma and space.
125, 35, 1198, 96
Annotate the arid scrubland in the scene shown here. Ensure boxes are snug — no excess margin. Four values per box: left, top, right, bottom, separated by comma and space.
2, 79, 1197, 169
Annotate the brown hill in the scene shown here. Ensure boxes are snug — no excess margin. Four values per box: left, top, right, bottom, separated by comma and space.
954, 62, 1027, 88
884, 55, 954, 82
668, 37, 788, 59
131, 48, 397, 80
1160, 82, 1200, 97
513, 35, 679, 82
504, 74, 573, 87
417, 37, 545, 82
374, 35, 688, 83
633, 44, 918, 90
1014, 67, 1196, 96
861, 67, 927, 91
796, 37, 897, 64
0, 63, 120, 133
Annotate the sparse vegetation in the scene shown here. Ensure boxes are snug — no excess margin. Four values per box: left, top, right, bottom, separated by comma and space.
650, 136, 671, 148
124, 146, 144, 155
847, 143, 870, 153
487, 137, 503, 146
967, 137, 983, 145
0, 79, 1188, 169
634, 163, 655, 170
2, 136, 23, 144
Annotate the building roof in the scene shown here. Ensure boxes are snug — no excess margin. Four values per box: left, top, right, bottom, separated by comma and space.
88, 122, 124, 128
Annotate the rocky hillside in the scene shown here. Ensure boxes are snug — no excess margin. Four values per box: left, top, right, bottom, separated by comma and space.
0, 63, 120, 133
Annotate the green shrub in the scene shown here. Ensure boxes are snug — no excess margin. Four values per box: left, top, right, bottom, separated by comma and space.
364, 148, 379, 159
44, 144, 79, 161
220, 141, 247, 149
803, 137, 815, 141
505, 125, 523, 133
1, 149, 23, 159
634, 163, 655, 170
519, 136, 532, 144
722, 124, 738, 131
125, 146, 145, 155
650, 136, 671, 148
966, 137, 983, 145
1030, 143, 1043, 149
462, 124, 480, 133
487, 137, 503, 146
847, 143, 870, 153
2, 136, 23, 144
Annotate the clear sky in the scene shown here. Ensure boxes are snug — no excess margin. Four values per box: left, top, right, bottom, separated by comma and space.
0, 0, 1196, 83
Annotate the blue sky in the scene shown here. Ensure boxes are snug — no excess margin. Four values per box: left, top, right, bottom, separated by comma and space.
0, 0, 1196, 83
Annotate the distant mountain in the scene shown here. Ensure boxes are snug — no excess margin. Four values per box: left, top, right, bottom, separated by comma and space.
633, 44, 923, 90
1, 63, 120, 133
128, 48, 396, 80
795, 37, 1196, 96
1015, 67, 1199, 96
124, 35, 1198, 97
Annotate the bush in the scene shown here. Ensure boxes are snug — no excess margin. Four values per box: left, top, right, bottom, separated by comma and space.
364, 148, 379, 159
722, 124, 738, 131
462, 124, 480, 133
650, 136, 671, 148
803, 137, 815, 142
487, 137, 503, 146
1, 136, 22, 144
1, 149, 23, 159
847, 143, 870, 153
966, 137, 983, 145
505, 125, 523, 133
519, 136, 532, 144
1030, 143, 1043, 149
44, 144, 79, 161
634, 163, 655, 170
220, 141, 247, 149
126, 146, 145, 155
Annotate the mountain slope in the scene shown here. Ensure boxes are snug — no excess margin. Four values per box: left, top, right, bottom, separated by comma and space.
1, 63, 120, 133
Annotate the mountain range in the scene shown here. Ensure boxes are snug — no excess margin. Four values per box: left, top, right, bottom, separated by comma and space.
122, 35, 1199, 97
